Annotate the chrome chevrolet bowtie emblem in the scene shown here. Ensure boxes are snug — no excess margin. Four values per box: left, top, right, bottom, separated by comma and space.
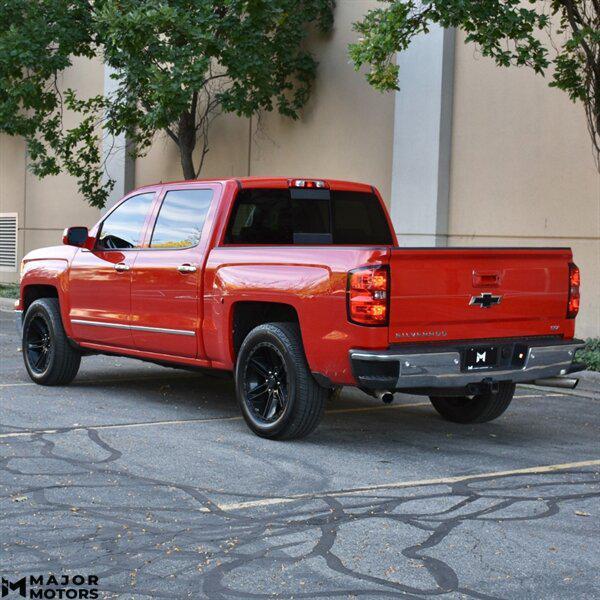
469, 293, 502, 308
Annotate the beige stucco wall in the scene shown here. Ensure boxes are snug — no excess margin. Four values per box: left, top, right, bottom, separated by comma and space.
449, 31, 600, 338
0, 134, 26, 282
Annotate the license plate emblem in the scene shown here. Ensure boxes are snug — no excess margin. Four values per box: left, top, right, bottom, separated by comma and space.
464, 346, 498, 371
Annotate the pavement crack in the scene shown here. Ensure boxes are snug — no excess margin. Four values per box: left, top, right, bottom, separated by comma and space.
2, 429, 598, 598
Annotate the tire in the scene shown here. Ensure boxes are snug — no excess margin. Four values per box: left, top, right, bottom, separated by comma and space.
235, 322, 327, 440
22, 298, 81, 386
429, 382, 516, 424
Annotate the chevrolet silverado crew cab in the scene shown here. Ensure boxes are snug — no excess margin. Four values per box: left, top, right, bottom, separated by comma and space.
16, 178, 585, 439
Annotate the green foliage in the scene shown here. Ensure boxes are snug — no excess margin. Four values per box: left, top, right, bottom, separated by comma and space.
576, 338, 600, 372
350, 1, 600, 168
0, 0, 334, 207
0, 283, 19, 299
0, 0, 107, 205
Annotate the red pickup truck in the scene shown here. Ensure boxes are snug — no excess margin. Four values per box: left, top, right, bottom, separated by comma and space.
17, 177, 584, 439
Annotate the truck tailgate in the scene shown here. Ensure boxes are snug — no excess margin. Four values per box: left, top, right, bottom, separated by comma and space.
388, 248, 573, 343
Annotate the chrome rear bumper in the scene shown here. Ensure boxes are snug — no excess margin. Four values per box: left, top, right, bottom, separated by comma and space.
350, 338, 586, 391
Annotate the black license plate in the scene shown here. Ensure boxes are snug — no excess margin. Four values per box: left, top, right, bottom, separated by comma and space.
464, 346, 498, 371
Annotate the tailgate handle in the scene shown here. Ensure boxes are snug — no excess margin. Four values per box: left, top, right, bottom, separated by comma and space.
473, 271, 500, 287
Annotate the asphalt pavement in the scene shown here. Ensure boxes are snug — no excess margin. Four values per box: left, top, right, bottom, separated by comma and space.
1, 307, 599, 599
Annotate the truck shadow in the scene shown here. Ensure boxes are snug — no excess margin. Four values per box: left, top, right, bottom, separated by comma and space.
67, 371, 572, 449
70, 369, 572, 452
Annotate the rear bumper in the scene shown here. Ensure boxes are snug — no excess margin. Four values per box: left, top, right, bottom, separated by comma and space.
350, 338, 586, 391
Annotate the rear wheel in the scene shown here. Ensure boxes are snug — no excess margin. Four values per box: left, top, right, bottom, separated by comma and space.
235, 322, 327, 439
22, 298, 81, 386
429, 382, 516, 424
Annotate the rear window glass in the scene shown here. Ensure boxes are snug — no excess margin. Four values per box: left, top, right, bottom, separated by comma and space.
331, 191, 394, 244
225, 188, 392, 245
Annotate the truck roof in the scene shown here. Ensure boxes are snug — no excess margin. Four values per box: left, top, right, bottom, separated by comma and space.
131, 177, 375, 194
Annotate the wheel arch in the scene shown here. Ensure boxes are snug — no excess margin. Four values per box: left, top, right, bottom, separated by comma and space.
231, 301, 301, 360
21, 283, 75, 339
22, 284, 59, 311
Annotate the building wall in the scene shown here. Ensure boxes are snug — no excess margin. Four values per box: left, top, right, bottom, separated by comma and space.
0, 134, 26, 282
1, 5, 598, 337
449, 31, 600, 338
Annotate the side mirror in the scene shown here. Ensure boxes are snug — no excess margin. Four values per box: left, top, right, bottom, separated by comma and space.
62, 226, 89, 247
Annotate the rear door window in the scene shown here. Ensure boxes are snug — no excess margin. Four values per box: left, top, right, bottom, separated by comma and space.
150, 189, 213, 249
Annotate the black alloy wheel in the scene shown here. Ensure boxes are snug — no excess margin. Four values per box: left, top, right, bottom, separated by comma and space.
25, 315, 53, 374
243, 342, 289, 425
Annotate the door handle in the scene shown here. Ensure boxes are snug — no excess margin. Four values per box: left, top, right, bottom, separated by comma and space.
114, 263, 130, 272
177, 264, 197, 274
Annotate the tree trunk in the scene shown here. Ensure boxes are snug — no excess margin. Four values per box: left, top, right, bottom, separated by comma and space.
178, 110, 197, 180
180, 142, 196, 180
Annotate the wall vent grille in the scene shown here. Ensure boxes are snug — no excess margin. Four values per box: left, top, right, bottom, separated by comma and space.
0, 213, 18, 271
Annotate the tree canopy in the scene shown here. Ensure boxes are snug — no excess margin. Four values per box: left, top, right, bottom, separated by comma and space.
0, 0, 334, 207
350, 1, 600, 168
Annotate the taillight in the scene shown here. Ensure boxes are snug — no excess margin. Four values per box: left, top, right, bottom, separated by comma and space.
347, 266, 389, 326
567, 262, 580, 319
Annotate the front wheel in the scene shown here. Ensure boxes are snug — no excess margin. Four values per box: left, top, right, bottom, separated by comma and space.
235, 322, 327, 440
429, 382, 516, 424
22, 298, 81, 386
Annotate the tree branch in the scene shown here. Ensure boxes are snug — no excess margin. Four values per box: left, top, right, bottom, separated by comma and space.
558, 0, 599, 79
165, 127, 179, 145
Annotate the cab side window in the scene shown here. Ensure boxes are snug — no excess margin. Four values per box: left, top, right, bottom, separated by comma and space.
96, 193, 155, 250
150, 189, 213, 249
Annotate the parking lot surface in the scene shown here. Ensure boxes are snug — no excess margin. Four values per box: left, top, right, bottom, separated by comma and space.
1, 308, 599, 599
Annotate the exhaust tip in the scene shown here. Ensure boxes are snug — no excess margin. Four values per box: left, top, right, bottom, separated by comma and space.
376, 391, 395, 404
533, 377, 579, 390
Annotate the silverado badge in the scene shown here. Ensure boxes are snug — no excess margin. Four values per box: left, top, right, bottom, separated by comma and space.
470, 293, 502, 308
